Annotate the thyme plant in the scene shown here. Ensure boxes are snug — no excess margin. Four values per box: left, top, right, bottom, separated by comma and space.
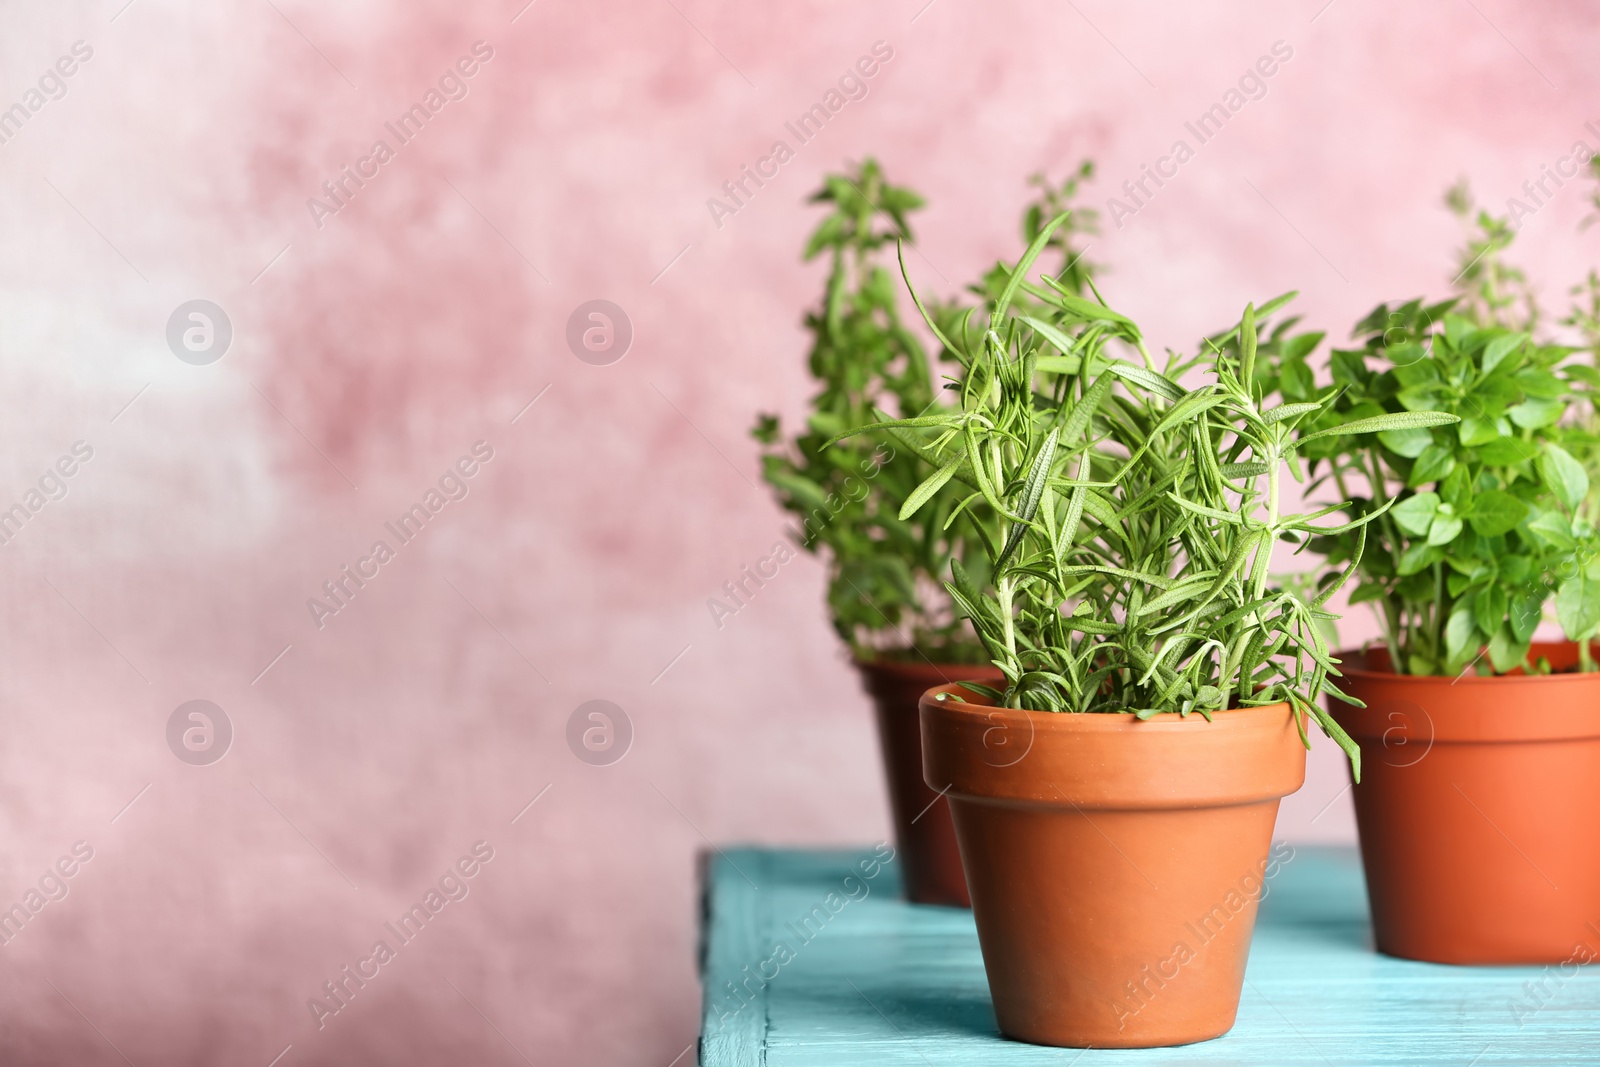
848, 215, 1453, 772
754, 160, 1101, 661
752, 160, 989, 659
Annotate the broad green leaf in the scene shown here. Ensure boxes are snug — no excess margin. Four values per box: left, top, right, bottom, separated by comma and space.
1391, 492, 1440, 536
1509, 397, 1564, 429
1467, 490, 1528, 538
1458, 416, 1504, 447
1349, 582, 1387, 605
766, 471, 831, 512
1557, 575, 1600, 640
1527, 509, 1576, 550
1474, 584, 1508, 636
1330, 349, 1369, 387
1279, 359, 1316, 400
1443, 314, 1475, 349
1475, 437, 1540, 466
1513, 367, 1567, 398
1445, 605, 1478, 663
1427, 513, 1463, 546
1388, 340, 1427, 368
1440, 465, 1472, 510
1379, 427, 1434, 458
1538, 443, 1588, 513
1408, 445, 1456, 488
1397, 542, 1440, 576
1510, 589, 1544, 643
1395, 386, 1441, 411
1282, 331, 1324, 361
1567, 364, 1600, 387
1486, 627, 1528, 674
1481, 332, 1527, 375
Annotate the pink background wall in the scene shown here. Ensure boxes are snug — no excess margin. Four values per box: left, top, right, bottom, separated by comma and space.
1, 0, 1597, 1063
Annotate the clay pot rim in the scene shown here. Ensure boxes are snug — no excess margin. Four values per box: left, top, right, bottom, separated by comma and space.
919, 682, 1293, 730
1332, 644, 1600, 744
920, 684, 1305, 814
1337, 643, 1600, 688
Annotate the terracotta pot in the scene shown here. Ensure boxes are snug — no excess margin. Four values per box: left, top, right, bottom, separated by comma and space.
1332, 642, 1600, 964
855, 658, 1004, 906
921, 685, 1306, 1048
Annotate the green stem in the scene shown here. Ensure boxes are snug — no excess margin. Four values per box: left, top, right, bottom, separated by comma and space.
1382, 596, 1404, 672
1432, 561, 1446, 670
996, 575, 1017, 701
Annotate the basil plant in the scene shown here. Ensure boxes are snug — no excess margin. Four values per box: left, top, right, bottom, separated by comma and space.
1270, 196, 1600, 676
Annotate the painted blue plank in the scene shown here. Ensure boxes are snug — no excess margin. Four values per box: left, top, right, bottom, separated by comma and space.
699, 845, 1600, 1066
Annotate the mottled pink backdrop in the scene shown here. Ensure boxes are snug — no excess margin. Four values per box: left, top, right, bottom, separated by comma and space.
0, 0, 1597, 1063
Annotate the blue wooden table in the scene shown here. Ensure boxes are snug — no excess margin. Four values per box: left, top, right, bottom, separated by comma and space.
698, 845, 1600, 1065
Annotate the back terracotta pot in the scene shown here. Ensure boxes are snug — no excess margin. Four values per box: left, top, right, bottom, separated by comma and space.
854, 658, 1004, 907
920, 686, 1306, 1048
1332, 642, 1600, 964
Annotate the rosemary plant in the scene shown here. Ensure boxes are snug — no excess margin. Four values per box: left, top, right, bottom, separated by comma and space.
847, 214, 1454, 771
1277, 190, 1600, 675
933, 163, 1101, 364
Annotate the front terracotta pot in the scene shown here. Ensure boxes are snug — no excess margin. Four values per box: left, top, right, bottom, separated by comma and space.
1332, 642, 1600, 964
921, 686, 1306, 1048
855, 658, 1004, 906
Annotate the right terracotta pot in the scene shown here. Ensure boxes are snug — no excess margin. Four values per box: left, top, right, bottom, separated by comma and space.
1332, 641, 1600, 964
